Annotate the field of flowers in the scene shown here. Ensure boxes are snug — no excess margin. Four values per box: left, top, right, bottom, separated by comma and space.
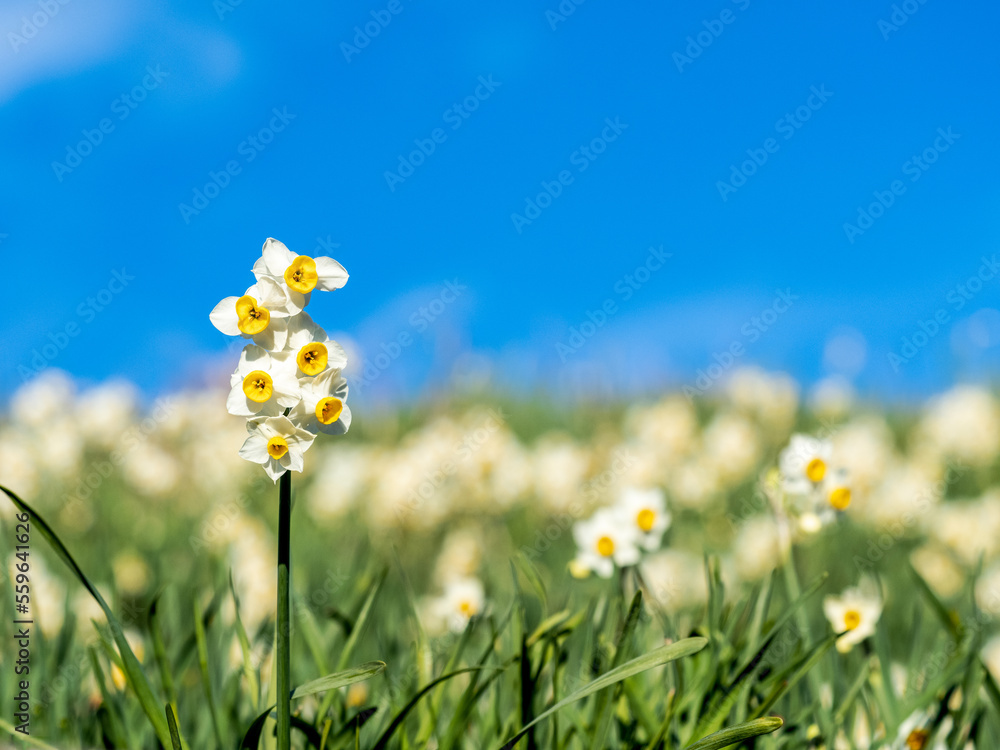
3, 363, 1000, 748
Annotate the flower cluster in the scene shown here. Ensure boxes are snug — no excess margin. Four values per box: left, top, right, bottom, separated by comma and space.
775, 433, 852, 534
210, 238, 352, 480
571, 487, 671, 578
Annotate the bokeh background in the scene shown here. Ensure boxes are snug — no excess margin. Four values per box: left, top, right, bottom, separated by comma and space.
4, 0, 1000, 405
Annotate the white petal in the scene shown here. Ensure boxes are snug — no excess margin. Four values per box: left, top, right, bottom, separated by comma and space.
262, 238, 296, 276
209, 297, 241, 335
238, 433, 269, 463
263, 458, 285, 482
319, 404, 351, 436
326, 340, 348, 369
314, 256, 349, 291
226, 383, 257, 417
237, 345, 270, 376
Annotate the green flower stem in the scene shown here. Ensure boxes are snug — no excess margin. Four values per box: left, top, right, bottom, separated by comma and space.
277, 470, 292, 750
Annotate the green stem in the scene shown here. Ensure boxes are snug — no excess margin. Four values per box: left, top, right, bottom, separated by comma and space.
277, 471, 292, 750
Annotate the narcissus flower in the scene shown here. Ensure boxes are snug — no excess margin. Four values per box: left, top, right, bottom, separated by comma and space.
209, 278, 298, 350
823, 582, 882, 653
283, 312, 349, 378
289, 368, 351, 435
616, 487, 670, 551
431, 577, 485, 634
239, 416, 317, 482
226, 346, 301, 418
779, 433, 833, 493
571, 507, 642, 578
253, 238, 349, 305
211, 237, 351, 480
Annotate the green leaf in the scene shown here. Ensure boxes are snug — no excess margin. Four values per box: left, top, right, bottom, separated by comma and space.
498, 637, 708, 750
1, 485, 173, 748
166, 704, 182, 750
682, 716, 783, 750
194, 598, 225, 748
240, 662, 386, 750
0, 718, 62, 749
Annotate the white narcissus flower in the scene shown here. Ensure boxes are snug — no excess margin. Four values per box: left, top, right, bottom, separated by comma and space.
779, 433, 833, 493
209, 277, 298, 350
616, 487, 670, 551
571, 507, 642, 579
253, 238, 349, 307
282, 312, 349, 379
823, 583, 882, 653
432, 577, 485, 633
239, 416, 317, 482
226, 346, 301, 418
289, 369, 351, 436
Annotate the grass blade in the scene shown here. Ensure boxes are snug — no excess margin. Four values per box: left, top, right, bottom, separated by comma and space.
682, 716, 783, 750
1, 485, 173, 747
498, 637, 708, 750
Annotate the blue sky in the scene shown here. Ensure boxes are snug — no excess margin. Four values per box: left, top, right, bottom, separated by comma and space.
3, 0, 999, 405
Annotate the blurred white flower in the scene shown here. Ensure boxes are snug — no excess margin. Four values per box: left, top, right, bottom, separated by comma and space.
428, 577, 485, 634
916, 385, 1000, 467
823, 582, 882, 653
732, 515, 782, 581
571, 507, 641, 578
640, 549, 708, 612
615, 487, 670, 551
779, 433, 833, 492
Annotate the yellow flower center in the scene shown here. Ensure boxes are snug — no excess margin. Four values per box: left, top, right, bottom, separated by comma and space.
458, 599, 477, 617
636, 508, 656, 532
235, 295, 270, 335
284, 255, 319, 294
315, 397, 344, 425
828, 486, 851, 511
266, 436, 289, 459
596, 535, 615, 557
906, 729, 929, 750
242, 370, 273, 403
297, 342, 328, 376
843, 609, 861, 631
805, 457, 826, 482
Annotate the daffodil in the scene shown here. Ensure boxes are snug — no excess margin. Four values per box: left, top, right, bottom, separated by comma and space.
209, 278, 298, 350
779, 433, 833, 494
616, 487, 670, 551
283, 312, 349, 379
571, 507, 642, 578
823, 582, 882, 653
288, 368, 351, 436
252, 238, 349, 308
226, 345, 301, 418
432, 577, 485, 633
238, 415, 317, 482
